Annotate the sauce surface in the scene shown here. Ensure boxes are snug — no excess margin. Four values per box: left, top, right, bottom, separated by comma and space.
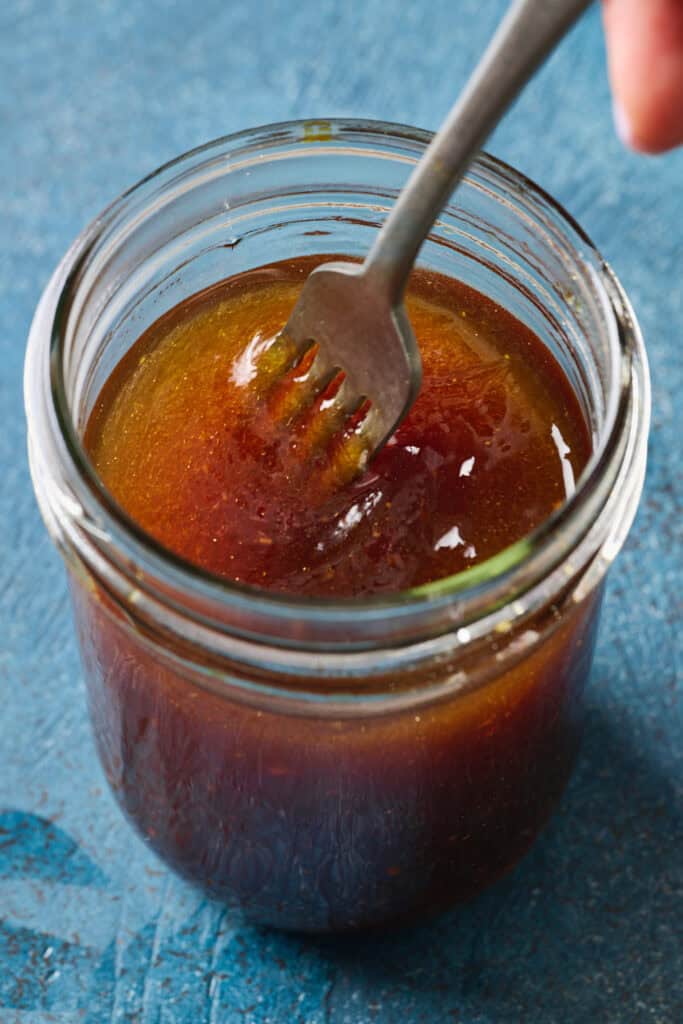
85, 257, 591, 596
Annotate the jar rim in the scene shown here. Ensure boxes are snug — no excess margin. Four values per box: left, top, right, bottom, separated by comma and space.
26, 117, 650, 655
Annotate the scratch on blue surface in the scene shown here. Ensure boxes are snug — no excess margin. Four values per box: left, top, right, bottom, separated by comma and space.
3, 1013, 87, 1023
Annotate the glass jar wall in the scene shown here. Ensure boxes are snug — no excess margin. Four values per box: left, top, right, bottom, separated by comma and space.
25, 120, 649, 931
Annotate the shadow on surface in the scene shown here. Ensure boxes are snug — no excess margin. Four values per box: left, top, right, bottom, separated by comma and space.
0, 810, 108, 888
1, 702, 680, 1023
278, 702, 683, 1022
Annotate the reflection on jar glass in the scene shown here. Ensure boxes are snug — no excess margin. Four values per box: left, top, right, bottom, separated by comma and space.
25, 120, 649, 932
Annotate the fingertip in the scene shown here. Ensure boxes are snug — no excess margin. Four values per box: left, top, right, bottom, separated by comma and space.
613, 98, 683, 154
604, 0, 683, 154
619, 101, 683, 155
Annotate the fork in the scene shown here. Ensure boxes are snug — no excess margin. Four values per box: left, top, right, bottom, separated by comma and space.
266, 0, 593, 480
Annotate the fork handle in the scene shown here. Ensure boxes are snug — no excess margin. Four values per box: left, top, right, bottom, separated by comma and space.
363, 0, 593, 303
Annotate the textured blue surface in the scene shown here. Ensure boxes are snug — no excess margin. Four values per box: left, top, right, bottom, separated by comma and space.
2, 0, 681, 1021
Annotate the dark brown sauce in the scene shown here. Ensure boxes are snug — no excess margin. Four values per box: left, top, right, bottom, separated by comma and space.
75, 258, 599, 930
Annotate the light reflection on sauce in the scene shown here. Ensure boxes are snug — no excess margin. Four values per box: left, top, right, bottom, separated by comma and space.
551, 422, 576, 498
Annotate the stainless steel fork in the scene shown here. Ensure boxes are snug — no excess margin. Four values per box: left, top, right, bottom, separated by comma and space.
281, 0, 593, 460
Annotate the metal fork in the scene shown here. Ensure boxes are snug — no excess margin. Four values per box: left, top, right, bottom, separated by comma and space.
279, 0, 593, 462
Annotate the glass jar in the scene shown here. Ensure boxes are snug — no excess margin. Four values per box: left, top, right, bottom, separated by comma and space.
24, 119, 649, 932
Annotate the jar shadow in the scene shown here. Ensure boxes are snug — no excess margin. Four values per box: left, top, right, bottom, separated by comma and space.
1, 697, 678, 1021
281, 700, 682, 1020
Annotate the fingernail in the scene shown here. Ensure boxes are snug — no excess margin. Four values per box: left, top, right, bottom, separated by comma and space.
613, 99, 635, 148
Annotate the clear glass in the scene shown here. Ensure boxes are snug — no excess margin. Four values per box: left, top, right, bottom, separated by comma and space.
25, 119, 649, 931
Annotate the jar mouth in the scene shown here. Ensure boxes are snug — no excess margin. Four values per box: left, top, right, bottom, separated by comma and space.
28, 117, 650, 651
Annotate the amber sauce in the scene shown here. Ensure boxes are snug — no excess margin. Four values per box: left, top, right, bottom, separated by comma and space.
77, 257, 599, 930
85, 257, 591, 595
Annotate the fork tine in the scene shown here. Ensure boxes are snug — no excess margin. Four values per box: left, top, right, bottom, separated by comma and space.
265, 342, 320, 423
293, 369, 349, 457
249, 327, 375, 491
251, 331, 303, 396
317, 399, 373, 492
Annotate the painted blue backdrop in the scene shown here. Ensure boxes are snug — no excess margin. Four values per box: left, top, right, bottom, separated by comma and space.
1, 1, 681, 1021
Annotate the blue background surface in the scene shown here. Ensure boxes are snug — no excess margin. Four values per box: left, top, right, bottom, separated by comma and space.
2, 1, 681, 1021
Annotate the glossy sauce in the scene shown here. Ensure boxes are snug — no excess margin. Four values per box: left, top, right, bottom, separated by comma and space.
85, 257, 591, 595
